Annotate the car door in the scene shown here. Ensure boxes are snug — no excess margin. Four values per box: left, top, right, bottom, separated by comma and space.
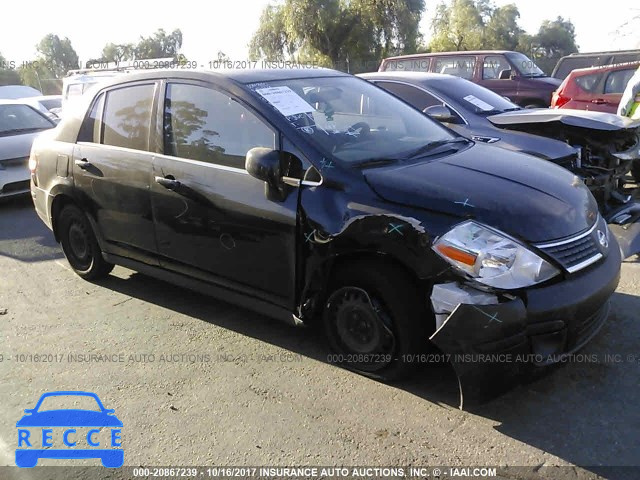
73, 82, 159, 263
150, 80, 300, 308
479, 55, 515, 99
591, 68, 638, 113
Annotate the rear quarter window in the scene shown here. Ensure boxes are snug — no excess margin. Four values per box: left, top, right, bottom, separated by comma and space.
383, 58, 430, 72
604, 69, 637, 94
433, 56, 476, 80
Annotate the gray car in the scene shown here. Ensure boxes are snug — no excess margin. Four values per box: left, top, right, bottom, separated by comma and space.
0, 100, 56, 199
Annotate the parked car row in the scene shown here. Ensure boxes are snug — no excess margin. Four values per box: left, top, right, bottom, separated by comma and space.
361, 72, 640, 243
379, 50, 561, 108
27, 66, 634, 406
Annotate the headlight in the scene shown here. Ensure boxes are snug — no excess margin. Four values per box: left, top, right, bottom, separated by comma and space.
433, 221, 560, 289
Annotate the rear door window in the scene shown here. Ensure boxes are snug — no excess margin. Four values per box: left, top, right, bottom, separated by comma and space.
604, 69, 637, 94
102, 84, 156, 151
434, 56, 476, 80
163, 83, 276, 169
375, 81, 443, 110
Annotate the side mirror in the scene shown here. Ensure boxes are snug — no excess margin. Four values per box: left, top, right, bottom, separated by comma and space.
246, 147, 309, 201
245, 147, 282, 186
423, 105, 456, 123
498, 69, 513, 80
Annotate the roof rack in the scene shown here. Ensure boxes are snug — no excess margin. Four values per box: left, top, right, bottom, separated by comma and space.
67, 57, 176, 76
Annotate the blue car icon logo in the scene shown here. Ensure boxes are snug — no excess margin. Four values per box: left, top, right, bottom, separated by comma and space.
16, 391, 123, 468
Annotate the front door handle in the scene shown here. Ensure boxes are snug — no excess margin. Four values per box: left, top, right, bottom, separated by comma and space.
591, 98, 607, 104
74, 158, 91, 169
155, 176, 181, 191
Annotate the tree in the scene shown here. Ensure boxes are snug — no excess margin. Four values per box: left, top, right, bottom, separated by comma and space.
134, 29, 183, 59
35, 34, 79, 78
430, 0, 487, 51
249, 0, 425, 73
485, 4, 523, 51
525, 17, 578, 74
430, 0, 524, 52
101, 42, 136, 63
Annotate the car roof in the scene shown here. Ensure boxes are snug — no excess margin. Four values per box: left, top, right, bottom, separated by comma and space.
0, 85, 43, 99
566, 61, 640, 76
383, 50, 514, 61
27, 95, 62, 101
0, 98, 31, 106
91, 67, 350, 88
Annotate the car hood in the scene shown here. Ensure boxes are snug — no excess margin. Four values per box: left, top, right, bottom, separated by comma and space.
16, 410, 123, 427
0, 131, 41, 161
487, 108, 640, 131
449, 124, 579, 161
364, 143, 599, 243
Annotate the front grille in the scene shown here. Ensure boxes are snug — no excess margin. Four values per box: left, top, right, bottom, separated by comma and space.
535, 217, 607, 273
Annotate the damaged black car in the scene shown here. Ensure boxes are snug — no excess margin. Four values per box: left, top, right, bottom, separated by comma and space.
30, 68, 621, 406
361, 72, 640, 258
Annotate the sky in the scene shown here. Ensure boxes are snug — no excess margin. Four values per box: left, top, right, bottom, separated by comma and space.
1, 0, 639, 69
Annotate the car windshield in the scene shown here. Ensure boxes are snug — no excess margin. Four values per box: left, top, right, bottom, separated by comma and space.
0, 104, 53, 135
506, 52, 546, 77
429, 78, 521, 114
36, 395, 102, 412
247, 75, 456, 165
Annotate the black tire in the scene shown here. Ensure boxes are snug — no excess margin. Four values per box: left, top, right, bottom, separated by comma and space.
58, 204, 114, 280
323, 261, 430, 381
632, 160, 640, 184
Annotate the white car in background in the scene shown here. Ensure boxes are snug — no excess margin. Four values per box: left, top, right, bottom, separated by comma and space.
0, 100, 56, 199
21, 95, 63, 123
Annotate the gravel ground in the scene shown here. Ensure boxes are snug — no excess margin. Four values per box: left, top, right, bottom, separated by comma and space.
1, 196, 638, 480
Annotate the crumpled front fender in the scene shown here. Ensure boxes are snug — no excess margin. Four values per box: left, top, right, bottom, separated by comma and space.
429, 299, 530, 409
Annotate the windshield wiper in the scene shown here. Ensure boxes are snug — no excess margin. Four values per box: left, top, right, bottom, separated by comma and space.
406, 138, 471, 159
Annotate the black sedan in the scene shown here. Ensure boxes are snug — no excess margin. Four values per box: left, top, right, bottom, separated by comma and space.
361, 71, 640, 257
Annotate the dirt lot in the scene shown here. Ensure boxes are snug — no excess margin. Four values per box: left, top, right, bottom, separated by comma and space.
1, 196, 639, 480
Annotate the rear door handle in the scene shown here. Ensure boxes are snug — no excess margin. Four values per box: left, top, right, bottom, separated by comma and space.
155, 176, 181, 191
74, 158, 91, 169
591, 98, 607, 104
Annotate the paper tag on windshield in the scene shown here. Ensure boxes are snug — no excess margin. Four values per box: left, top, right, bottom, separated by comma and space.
255, 86, 314, 117
463, 95, 494, 111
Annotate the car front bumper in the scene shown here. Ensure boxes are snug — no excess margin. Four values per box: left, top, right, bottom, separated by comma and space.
430, 235, 621, 408
0, 158, 30, 199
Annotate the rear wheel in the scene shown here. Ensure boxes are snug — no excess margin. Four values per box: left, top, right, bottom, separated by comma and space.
58, 204, 113, 280
323, 261, 429, 381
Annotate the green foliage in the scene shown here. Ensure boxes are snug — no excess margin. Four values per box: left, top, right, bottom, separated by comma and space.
96, 29, 184, 64
249, 0, 425, 73
135, 29, 183, 59
527, 17, 579, 74
35, 34, 79, 78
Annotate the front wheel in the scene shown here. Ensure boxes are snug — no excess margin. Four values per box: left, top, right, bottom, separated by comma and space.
58, 204, 114, 280
323, 261, 430, 381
